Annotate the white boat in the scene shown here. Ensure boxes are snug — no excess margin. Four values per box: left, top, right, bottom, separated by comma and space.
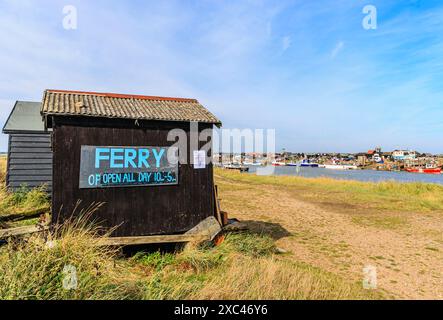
271, 161, 286, 166
322, 164, 358, 170
300, 159, 319, 167
223, 163, 249, 172
373, 153, 383, 163
243, 161, 262, 166
286, 162, 298, 166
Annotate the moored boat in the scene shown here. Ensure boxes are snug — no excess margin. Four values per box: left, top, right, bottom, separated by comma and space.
223, 163, 250, 172
271, 161, 286, 166
373, 153, 384, 164
243, 161, 262, 166
299, 159, 319, 167
322, 164, 358, 170
405, 167, 441, 174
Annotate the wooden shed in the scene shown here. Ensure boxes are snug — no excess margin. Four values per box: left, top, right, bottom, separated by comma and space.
41, 89, 221, 237
2, 101, 52, 192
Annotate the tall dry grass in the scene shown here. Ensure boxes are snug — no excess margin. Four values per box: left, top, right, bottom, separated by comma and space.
193, 255, 371, 300
136, 233, 378, 300
0, 156, 6, 184
0, 205, 145, 300
0, 221, 378, 300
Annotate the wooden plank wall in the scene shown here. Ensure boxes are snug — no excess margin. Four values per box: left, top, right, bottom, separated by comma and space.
7, 133, 53, 192
52, 117, 214, 237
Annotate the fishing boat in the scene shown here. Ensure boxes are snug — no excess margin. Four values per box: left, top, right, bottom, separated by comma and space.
319, 159, 357, 170
286, 162, 298, 167
271, 161, 286, 166
373, 153, 384, 164
321, 164, 358, 170
243, 161, 262, 166
223, 163, 250, 172
405, 167, 441, 174
299, 159, 319, 167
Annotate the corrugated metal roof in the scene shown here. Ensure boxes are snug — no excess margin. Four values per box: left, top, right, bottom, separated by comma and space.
2, 101, 45, 133
41, 90, 222, 126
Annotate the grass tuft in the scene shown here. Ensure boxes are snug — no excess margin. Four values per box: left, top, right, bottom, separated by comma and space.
0, 156, 50, 227
0, 209, 145, 300
0, 156, 6, 184
132, 233, 378, 300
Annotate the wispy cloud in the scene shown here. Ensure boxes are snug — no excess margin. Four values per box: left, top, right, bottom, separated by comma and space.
282, 36, 291, 51
0, 1, 443, 153
330, 41, 344, 59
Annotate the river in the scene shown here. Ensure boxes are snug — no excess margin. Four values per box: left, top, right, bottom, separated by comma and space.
245, 166, 443, 185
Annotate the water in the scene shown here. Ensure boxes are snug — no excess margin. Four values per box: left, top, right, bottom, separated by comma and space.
245, 166, 443, 185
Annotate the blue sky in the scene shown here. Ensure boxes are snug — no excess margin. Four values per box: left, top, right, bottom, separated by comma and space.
1, 0, 443, 153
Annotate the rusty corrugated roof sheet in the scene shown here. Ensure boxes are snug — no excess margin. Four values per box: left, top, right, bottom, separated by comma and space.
41, 89, 221, 125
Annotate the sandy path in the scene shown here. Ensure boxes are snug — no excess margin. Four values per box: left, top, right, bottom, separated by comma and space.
216, 175, 443, 299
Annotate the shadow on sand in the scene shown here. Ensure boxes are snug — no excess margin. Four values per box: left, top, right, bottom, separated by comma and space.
237, 220, 292, 241
122, 220, 292, 256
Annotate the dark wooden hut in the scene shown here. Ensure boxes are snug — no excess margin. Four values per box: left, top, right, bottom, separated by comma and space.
41, 90, 221, 237
2, 101, 52, 192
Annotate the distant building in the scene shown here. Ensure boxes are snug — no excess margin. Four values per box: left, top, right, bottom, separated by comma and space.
392, 150, 416, 161
357, 155, 367, 166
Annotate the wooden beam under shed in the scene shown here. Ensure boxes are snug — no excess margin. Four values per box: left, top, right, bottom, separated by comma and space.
0, 225, 49, 239
97, 234, 209, 246
98, 216, 222, 246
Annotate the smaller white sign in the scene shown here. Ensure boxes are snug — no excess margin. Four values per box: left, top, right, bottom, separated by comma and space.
193, 150, 206, 169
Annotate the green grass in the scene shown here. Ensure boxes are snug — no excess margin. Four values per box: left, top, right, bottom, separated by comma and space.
0, 156, 6, 184
215, 168, 443, 213
351, 215, 407, 230
0, 185, 50, 218
0, 156, 50, 221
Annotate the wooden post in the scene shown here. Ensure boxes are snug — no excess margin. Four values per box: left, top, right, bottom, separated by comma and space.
214, 184, 222, 224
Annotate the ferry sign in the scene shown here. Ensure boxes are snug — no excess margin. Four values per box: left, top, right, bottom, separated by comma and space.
79, 146, 179, 189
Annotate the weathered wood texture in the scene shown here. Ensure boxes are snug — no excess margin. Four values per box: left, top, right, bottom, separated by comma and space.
99, 216, 221, 246
98, 234, 207, 246
51, 116, 214, 237
0, 225, 49, 239
6, 133, 53, 191
0, 206, 49, 222
185, 216, 222, 240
